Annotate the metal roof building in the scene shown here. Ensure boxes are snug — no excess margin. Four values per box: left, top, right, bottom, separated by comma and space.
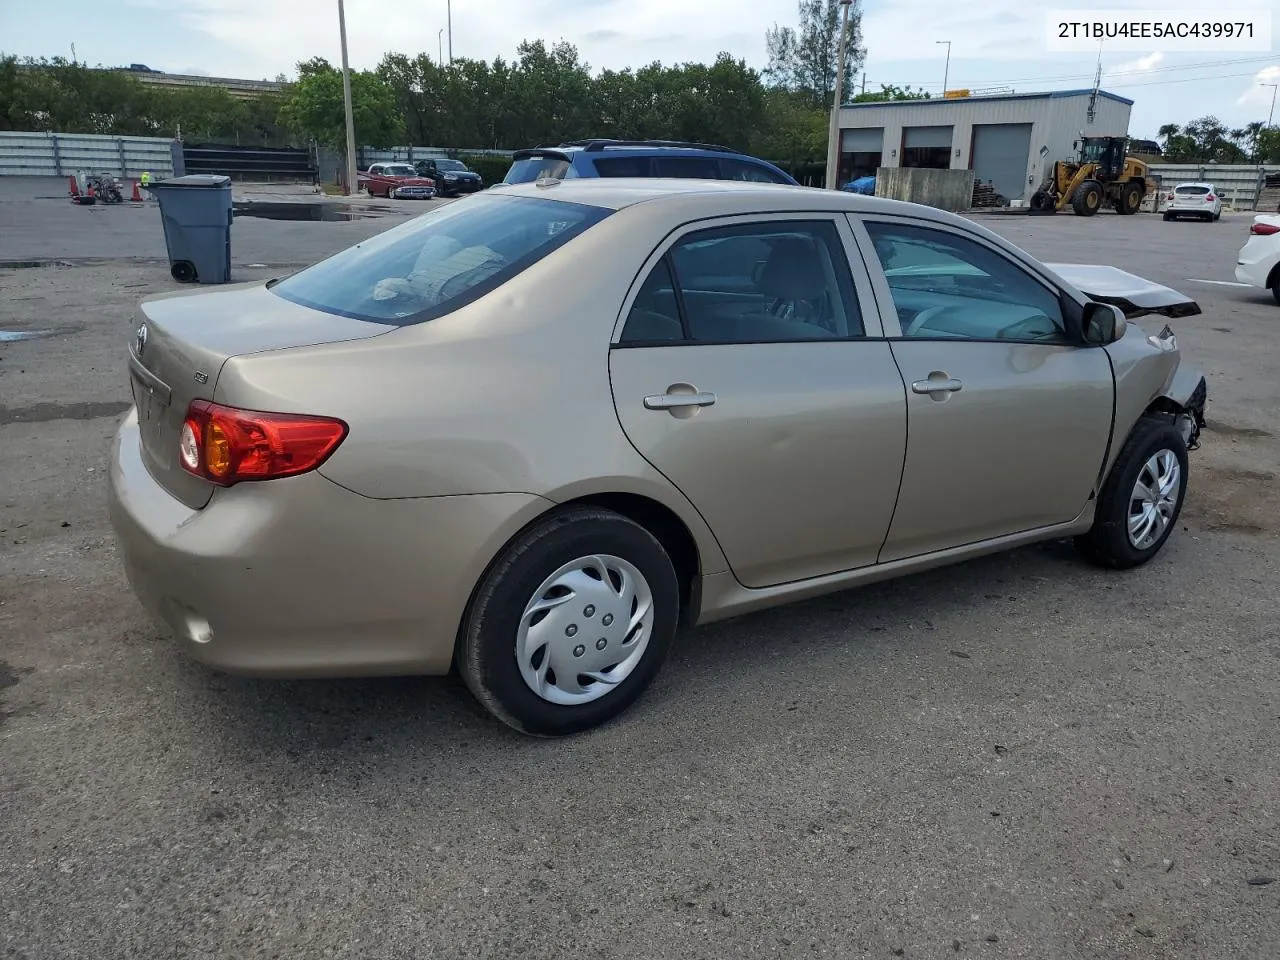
835, 89, 1134, 204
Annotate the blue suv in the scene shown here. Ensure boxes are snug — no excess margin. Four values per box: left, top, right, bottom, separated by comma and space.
502, 139, 799, 186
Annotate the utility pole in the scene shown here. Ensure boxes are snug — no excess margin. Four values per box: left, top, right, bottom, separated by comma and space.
439, 29, 445, 68
337, 0, 358, 196
1264, 83, 1279, 128
824, 0, 853, 190
447, 0, 453, 64
936, 40, 951, 95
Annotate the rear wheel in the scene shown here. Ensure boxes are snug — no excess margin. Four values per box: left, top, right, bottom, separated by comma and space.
1270, 274, 1280, 306
170, 260, 197, 283
1072, 180, 1103, 216
1029, 190, 1054, 213
1075, 415, 1188, 569
457, 506, 680, 736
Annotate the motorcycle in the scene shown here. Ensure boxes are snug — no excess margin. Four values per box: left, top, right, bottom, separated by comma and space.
87, 172, 125, 204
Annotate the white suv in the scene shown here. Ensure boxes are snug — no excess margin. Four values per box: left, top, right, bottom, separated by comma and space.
1162, 182, 1222, 222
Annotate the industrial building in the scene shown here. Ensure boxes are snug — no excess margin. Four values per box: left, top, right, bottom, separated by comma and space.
835, 89, 1134, 204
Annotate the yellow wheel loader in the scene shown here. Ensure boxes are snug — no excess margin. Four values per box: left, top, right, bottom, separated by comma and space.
1029, 137, 1151, 217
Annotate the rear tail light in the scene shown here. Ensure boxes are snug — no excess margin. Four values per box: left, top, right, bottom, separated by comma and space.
179, 401, 347, 485
1205, 194, 1216, 202
1167, 193, 1175, 200
1250, 222, 1280, 236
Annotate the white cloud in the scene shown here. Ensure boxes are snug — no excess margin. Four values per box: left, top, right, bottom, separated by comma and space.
1236, 65, 1280, 106
1107, 51, 1162, 77
133, 0, 801, 79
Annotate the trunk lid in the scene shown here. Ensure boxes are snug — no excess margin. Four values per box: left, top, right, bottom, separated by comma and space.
129, 281, 392, 509
1044, 263, 1203, 320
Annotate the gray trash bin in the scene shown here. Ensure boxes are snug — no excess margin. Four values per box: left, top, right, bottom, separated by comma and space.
149, 174, 233, 284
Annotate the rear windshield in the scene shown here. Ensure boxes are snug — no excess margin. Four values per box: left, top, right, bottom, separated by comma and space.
1175, 185, 1210, 195
504, 155, 572, 183
271, 194, 610, 324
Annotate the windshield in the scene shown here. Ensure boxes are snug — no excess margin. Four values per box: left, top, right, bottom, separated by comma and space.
271, 194, 610, 325
384, 165, 417, 177
434, 159, 467, 171
504, 155, 572, 184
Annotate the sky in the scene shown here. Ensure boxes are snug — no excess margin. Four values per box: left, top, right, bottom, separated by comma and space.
2, 0, 1278, 138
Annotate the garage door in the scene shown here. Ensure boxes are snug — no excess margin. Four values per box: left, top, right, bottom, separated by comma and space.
971, 123, 1033, 202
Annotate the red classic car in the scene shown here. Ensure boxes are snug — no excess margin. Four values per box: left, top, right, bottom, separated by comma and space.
360, 162, 435, 199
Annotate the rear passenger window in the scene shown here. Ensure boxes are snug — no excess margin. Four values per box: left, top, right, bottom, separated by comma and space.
594, 157, 653, 177
654, 156, 720, 179
620, 221, 863, 344
620, 259, 684, 342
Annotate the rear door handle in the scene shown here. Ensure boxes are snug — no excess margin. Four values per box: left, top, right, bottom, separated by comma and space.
911, 377, 963, 396
644, 391, 717, 410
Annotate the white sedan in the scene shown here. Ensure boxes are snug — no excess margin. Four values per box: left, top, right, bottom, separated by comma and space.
1235, 215, 1280, 304
1162, 182, 1222, 222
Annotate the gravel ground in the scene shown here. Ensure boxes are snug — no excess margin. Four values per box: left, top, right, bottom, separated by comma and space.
1, 186, 1278, 959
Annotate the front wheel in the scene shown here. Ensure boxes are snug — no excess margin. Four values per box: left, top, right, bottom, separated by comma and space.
1072, 180, 1103, 216
457, 506, 680, 736
1075, 415, 1189, 569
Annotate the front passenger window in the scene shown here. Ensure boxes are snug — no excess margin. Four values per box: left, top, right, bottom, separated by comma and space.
864, 222, 1067, 342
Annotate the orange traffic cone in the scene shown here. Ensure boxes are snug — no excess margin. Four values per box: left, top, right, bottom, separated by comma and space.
131, 180, 143, 203
68, 175, 80, 202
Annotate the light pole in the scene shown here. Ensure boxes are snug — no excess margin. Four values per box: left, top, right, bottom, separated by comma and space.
438, 28, 445, 67
337, 0, 358, 196
824, 0, 853, 190
447, 0, 453, 64
936, 40, 951, 95
1264, 82, 1279, 128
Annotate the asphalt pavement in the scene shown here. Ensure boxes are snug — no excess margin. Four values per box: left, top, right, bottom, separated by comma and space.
1, 177, 1278, 959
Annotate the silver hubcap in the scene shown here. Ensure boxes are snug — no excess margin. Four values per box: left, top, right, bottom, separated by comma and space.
515, 554, 654, 706
1128, 449, 1181, 550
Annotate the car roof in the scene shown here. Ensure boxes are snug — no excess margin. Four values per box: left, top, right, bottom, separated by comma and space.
486, 176, 960, 222
1173, 181, 1213, 187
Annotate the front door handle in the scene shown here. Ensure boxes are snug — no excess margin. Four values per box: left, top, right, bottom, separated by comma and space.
644, 391, 717, 410
911, 376, 963, 396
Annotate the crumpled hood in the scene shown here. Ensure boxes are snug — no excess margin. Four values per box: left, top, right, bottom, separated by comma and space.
1044, 263, 1202, 320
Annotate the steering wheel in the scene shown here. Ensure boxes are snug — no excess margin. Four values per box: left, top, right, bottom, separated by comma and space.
903, 304, 947, 337
995, 314, 1058, 340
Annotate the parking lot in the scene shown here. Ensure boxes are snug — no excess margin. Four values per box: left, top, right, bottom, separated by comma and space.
2, 177, 1278, 959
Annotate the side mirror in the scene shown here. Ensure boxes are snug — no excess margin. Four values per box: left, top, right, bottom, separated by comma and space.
1083, 302, 1127, 345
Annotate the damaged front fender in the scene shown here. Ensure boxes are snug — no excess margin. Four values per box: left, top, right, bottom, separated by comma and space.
1102, 322, 1208, 479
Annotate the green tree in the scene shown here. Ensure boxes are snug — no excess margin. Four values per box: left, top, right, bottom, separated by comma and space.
764, 0, 865, 107
852, 83, 930, 103
1256, 126, 1280, 164
279, 56, 403, 150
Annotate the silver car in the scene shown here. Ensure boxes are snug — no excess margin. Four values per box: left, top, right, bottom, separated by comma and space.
108, 180, 1208, 735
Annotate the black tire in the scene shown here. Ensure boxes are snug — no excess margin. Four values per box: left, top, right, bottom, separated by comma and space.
1270, 274, 1280, 306
457, 506, 680, 736
1117, 182, 1142, 215
1072, 180, 1103, 216
1163, 212, 1173, 222
170, 260, 197, 283
1029, 190, 1053, 213
1075, 415, 1189, 569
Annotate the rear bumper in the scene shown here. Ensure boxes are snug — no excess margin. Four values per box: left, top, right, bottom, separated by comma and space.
107, 409, 548, 678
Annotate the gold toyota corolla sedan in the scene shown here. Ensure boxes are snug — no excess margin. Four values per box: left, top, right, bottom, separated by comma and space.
109, 179, 1208, 735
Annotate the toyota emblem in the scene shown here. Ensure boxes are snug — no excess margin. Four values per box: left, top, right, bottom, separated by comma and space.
135, 323, 148, 357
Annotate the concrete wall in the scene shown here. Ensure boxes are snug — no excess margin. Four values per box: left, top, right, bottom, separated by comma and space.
0, 131, 176, 178
874, 166, 976, 212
